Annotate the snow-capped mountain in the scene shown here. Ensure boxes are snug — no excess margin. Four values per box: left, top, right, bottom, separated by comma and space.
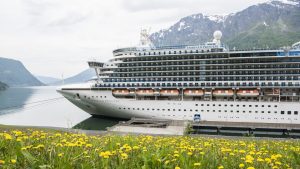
150, 0, 300, 49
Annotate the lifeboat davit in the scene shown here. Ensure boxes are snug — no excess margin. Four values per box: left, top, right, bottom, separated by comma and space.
112, 89, 130, 96
184, 89, 204, 96
213, 89, 234, 97
237, 89, 259, 97
265, 89, 280, 96
160, 89, 179, 96
136, 89, 154, 96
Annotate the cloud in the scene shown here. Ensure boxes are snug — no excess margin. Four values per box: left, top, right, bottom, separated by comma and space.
0, 0, 269, 78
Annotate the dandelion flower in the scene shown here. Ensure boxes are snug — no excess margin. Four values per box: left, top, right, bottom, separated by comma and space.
194, 162, 201, 166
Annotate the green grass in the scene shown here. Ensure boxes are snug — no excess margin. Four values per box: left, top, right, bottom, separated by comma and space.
1, 127, 300, 169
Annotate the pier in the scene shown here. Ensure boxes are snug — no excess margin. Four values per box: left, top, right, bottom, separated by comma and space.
107, 118, 189, 135
191, 121, 300, 137
107, 118, 300, 137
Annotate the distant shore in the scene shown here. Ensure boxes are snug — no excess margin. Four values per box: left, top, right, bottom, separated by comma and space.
0, 82, 8, 90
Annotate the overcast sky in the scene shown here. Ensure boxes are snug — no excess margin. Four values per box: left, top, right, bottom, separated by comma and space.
0, 0, 269, 78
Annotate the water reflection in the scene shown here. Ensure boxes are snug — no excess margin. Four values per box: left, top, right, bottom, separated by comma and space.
0, 87, 35, 114
73, 116, 123, 130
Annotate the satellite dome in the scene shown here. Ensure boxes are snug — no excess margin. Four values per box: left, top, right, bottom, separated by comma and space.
213, 30, 222, 40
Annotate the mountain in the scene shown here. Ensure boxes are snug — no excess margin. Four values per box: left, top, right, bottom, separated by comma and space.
150, 0, 300, 49
0, 57, 44, 87
53, 68, 96, 85
0, 81, 8, 90
36, 75, 60, 85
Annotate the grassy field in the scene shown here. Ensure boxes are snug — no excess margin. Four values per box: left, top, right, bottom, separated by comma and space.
1, 128, 300, 169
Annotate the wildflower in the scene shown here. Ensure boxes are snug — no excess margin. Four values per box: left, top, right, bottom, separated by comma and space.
58, 153, 64, 157
86, 144, 92, 148
10, 159, 16, 164
194, 162, 201, 166
3, 133, 12, 140
247, 167, 255, 169
239, 150, 246, 153
0, 160, 5, 164
175, 166, 180, 169
275, 161, 281, 165
265, 158, 272, 163
187, 152, 193, 156
121, 153, 128, 160
218, 165, 224, 169
239, 163, 245, 168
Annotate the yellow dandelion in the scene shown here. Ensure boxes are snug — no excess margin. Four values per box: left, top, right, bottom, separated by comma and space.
3, 133, 12, 140
10, 159, 16, 164
194, 162, 201, 166
239, 163, 245, 168
175, 166, 180, 169
218, 165, 224, 169
247, 167, 255, 169
275, 161, 281, 165
0, 160, 5, 164
58, 153, 64, 157
121, 153, 128, 160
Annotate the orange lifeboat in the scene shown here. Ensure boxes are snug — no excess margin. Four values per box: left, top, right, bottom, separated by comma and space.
184, 89, 203, 96
213, 89, 234, 97
136, 89, 154, 96
112, 89, 130, 96
160, 89, 179, 96
237, 89, 259, 97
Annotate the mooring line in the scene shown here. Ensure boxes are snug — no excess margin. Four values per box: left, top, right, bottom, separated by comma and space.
0, 97, 65, 111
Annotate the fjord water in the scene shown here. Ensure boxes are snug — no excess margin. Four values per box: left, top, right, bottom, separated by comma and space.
0, 86, 119, 129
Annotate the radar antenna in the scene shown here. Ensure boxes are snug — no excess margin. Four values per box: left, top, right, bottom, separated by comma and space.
213, 30, 222, 46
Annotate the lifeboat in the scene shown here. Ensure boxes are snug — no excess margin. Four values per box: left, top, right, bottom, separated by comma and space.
184, 89, 204, 96
204, 90, 212, 96
136, 89, 154, 96
160, 89, 179, 96
112, 89, 130, 96
237, 89, 259, 97
213, 89, 234, 97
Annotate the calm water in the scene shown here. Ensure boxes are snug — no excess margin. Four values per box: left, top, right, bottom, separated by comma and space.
0, 86, 119, 130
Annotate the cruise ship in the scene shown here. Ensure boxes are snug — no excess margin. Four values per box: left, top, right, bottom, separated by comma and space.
57, 30, 300, 124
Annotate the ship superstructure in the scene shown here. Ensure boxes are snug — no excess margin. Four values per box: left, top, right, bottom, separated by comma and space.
58, 30, 300, 124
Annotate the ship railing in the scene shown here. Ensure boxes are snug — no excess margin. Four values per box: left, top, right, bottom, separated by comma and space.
93, 82, 300, 88
88, 61, 104, 68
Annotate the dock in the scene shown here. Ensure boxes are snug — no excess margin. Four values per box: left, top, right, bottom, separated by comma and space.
107, 118, 300, 137
191, 121, 300, 137
107, 118, 189, 135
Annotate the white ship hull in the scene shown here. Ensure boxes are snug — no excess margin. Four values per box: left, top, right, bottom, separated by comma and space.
58, 87, 300, 124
